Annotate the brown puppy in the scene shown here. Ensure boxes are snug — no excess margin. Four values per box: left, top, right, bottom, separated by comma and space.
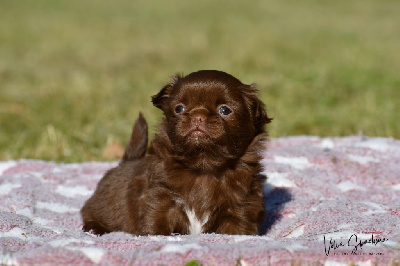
81, 70, 272, 235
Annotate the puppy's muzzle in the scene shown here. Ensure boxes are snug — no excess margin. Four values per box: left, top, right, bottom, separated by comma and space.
192, 114, 207, 129
187, 114, 208, 141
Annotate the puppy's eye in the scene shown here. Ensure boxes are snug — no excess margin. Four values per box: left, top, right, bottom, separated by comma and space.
174, 104, 185, 114
218, 105, 232, 116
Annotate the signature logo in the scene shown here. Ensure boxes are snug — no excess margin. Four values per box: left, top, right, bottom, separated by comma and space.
324, 234, 388, 256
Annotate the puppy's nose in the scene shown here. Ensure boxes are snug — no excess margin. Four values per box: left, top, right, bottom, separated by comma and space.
192, 114, 207, 127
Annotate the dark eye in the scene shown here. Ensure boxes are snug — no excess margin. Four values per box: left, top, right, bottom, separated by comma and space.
174, 104, 185, 114
218, 105, 232, 116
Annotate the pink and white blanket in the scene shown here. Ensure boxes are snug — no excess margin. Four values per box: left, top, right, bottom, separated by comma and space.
1, 136, 399, 265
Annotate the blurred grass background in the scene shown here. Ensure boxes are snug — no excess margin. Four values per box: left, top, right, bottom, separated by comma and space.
1, 0, 399, 162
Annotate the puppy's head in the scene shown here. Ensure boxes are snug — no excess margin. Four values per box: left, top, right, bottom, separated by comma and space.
152, 70, 271, 170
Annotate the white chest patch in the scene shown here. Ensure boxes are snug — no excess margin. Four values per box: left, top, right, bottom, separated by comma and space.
185, 208, 209, 235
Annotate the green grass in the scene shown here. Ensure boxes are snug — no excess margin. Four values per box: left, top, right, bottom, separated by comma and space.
1, 0, 399, 162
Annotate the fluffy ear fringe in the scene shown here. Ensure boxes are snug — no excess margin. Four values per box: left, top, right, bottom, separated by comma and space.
151, 73, 183, 109
243, 83, 272, 134
249, 83, 259, 95
254, 100, 272, 132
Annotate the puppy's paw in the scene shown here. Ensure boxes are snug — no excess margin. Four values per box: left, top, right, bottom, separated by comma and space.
82, 221, 110, 236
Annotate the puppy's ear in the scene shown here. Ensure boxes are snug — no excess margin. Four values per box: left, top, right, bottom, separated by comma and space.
253, 97, 272, 131
244, 84, 272, 134
151, 73, 182, 110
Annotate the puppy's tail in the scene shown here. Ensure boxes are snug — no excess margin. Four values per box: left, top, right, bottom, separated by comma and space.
122, 112, 148, 162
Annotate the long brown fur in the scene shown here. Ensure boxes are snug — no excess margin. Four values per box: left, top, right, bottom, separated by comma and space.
81, 70, 272, 235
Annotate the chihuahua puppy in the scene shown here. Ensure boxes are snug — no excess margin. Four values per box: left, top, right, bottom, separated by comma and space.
81, 70, 271, 235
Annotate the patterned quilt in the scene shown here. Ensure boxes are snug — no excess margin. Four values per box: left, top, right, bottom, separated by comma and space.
1, 136, 399, 265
